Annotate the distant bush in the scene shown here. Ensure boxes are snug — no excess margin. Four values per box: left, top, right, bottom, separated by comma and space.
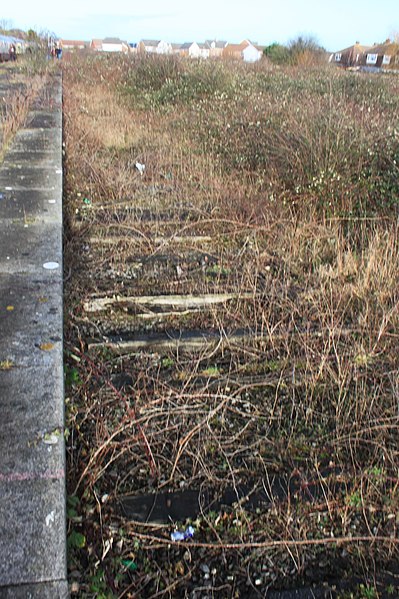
65, 52, 399, 217
263, 43, 290, 65
288, 35, 327, 66
124, 55, 237, 109
263, 37, 326, 67
196, 67, 399, 215
128, 54, 183, 93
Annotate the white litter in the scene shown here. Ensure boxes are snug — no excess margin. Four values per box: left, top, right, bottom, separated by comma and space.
45, 511, 55, 526
135, 162, 145, 175
43, 434, 59, 445
43, 261, 60, 270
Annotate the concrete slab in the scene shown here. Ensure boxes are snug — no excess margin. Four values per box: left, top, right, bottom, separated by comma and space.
3, 129, 61, 155
27, 111, 61, 130
0, 580, 69, 598
0, 221, 62, 274
0, 478, 66, 586
0, 72, 67, 594
5, 150, 59, 165
0, 164, 62, 190
0, 82, 27, 96
0, 188, 60, 221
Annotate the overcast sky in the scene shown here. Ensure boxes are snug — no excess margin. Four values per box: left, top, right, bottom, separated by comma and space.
2, 0, 398, 50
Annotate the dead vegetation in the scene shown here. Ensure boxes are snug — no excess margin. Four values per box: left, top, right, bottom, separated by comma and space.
0, 62, 50, 161
63, 54, 399, 598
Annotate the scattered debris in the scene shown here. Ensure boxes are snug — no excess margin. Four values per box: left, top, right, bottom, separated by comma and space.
39, 342, 55, 351
121, 559, 138, 571
43, 261, 60, 270
135, 162, 145, 175
0, 359, 14, 371
45, 510, 56, 526
170, 525, 195, 542
43, 429, 61, 444
83, 292, 252, 313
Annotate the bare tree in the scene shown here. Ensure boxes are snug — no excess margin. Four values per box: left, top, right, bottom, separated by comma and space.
0, 19, 13, 34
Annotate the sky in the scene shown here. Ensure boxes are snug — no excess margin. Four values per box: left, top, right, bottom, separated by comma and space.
2, 0, 399, 51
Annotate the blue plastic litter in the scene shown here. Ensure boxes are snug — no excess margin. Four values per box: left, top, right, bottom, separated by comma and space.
170, 525, 195, 542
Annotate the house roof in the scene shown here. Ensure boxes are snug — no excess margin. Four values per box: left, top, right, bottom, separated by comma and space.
140, 40, 161, 47
336, 42, 372, 55
367, 40, 399, 55
205, 40, 227, 49
243, 44, 263, 53
180, 42, 197, 50
102, 38, 126, 45
224, 41, 250, 53
60, 40, 86, 47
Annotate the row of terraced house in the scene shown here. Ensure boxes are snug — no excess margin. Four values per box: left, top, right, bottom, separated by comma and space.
59, 38, 265, 62
60, 36, 399, 70
331, 38, 399, 70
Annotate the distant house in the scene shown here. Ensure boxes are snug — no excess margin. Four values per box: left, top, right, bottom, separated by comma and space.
205, 40, 228, 58
364, 39, 399, 68
198, 43, 210, 59
331, 42, 371, 68
223, 40, 249, 60
60, 40, 87, 51
137, 40, 155, 53
242, 43, 263, 63
171, 43, 182, 55
157, 40, 173, 54
180, 42, 198, 58
138, 40, 173, 54
90, 39, 103, 52
179, 42, 209, 58
101, 38, 130, 53
223, 40, 262, 62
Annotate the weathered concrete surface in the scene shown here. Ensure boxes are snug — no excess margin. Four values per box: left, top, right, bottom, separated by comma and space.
0, 580, 69, 599
0, 73, 67, 596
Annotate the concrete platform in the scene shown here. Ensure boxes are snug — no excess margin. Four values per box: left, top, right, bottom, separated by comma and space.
0, 73, 67, 597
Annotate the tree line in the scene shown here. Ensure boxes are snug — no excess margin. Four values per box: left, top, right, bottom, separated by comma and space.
263, 36, 327, 66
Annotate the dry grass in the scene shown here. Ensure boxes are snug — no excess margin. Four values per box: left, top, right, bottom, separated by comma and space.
63, 54, 399, 598
0, 66, 47, 161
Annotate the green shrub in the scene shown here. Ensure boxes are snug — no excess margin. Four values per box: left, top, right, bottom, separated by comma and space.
263, 43, 290, 65
124, 55, 237, 109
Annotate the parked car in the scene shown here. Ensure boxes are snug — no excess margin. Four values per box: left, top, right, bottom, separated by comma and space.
0, 35, 11, 62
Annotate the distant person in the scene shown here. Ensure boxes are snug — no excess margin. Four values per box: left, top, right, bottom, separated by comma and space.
9, 44, 16, 61
55, 42, 62, 59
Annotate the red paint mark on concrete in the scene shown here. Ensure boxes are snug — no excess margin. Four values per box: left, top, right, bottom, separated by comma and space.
0, 469, 64, 482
